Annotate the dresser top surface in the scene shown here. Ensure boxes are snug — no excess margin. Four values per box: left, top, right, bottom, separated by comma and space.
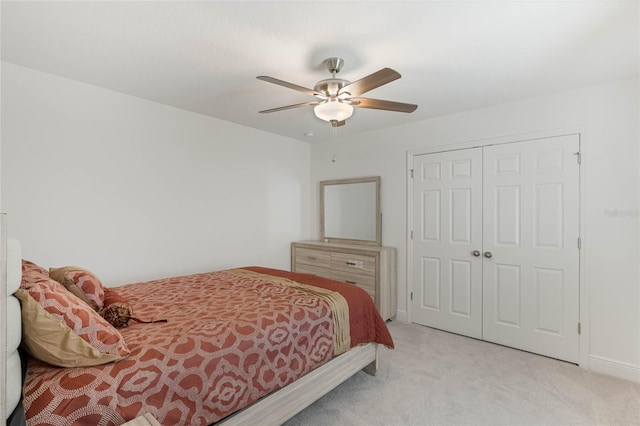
293, 240, 395, 254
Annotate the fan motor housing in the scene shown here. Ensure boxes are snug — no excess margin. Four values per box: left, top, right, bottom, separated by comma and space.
314, 78, 350, 97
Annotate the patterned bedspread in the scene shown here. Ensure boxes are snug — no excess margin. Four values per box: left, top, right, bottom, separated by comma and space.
23, 267, 393, 425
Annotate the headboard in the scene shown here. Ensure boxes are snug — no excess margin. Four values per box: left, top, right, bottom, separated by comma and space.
5, 238, 22, 420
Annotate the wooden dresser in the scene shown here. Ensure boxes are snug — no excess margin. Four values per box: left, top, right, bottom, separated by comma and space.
291, 241, 396, 321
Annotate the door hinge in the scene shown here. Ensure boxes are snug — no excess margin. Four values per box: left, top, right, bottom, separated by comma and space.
578, 237, 582, 249
578, 322, 581, 335
574, 152, 581, 165
410, 292, 414, 301
410, 169, 414, 178
411, 230, 414, 239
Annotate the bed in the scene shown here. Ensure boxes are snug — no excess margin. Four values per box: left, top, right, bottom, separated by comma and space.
4, 239, 394, 425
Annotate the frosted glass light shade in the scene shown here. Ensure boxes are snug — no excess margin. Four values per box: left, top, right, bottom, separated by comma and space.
314, 101, 354, 122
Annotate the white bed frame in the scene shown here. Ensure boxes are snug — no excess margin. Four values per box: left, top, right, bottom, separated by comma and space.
3, 235, 378, 425
4, 235, 24, 422
220, 344, 377, 425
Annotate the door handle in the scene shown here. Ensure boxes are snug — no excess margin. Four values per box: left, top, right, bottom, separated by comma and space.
472, 250, 481, 257
484, 251, 493, 259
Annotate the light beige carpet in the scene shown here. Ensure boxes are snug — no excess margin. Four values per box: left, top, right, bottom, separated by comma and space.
285, 321, 640, 425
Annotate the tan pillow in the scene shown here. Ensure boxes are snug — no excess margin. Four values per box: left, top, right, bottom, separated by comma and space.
49, 266, 105, 309
14, 289, 126, 367
59, 279, 93, 307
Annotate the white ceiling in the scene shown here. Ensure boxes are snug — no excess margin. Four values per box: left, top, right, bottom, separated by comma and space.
2, 1, 638, 143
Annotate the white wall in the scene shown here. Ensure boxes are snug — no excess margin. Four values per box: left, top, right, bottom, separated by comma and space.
311, 76, 640, 381
3, 61, 638, 381
1, 62, 311, 285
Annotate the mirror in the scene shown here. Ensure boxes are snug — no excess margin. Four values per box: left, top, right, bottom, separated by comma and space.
320, 176, 381, 246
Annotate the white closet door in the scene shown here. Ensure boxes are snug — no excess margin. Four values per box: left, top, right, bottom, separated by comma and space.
482, 135, 580, 362
411, 148, 483, 339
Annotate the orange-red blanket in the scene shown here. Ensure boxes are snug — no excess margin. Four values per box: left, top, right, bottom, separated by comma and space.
23, 268, 393, 425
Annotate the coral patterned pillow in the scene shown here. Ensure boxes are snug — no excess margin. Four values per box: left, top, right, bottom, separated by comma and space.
19, 261, 130, 365
22, 259, 49, 281
49, 266, 106, 310
15, 289, 129, 367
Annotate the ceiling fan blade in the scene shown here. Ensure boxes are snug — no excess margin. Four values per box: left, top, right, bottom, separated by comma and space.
259, 101, 322, 114
257, 76, 323, 98
349, 97, 418, 113
340, 68, 401, 96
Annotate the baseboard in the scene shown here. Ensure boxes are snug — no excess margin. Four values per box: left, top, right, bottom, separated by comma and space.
393, 310, 639, 382
589, 355, 640, 383
395, 309, 408, 323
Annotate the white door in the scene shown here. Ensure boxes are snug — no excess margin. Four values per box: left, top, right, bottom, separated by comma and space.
482, 135, 580, 362
411, 134, 580, 363
411, 148, 483, 339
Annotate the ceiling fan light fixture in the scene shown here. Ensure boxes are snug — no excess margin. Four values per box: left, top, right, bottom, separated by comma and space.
257, 57, 417, 128
314, 100, 354, 123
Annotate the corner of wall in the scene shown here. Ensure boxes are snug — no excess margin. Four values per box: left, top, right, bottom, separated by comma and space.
395, 310, 408, 323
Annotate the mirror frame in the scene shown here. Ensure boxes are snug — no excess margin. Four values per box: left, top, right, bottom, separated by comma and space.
320, 176, 381, 247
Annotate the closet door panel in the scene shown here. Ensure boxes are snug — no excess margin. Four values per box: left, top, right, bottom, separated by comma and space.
411, 148, 483, 339
482, 135, 580, 363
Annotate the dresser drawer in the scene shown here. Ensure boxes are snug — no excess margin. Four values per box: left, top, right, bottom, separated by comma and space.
330, 252, 376, 276
291, 241, 396, 321
294, 263, 332, 279
294, 247, 331, 269
331, 270, 375, 299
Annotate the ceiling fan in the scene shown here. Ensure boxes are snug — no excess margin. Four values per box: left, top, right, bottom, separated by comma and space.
257, 57, 418, 127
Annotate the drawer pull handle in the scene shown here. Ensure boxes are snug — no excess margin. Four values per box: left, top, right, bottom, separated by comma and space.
346, 261, 357, 266
308, 256, 317, 260
345, 280, 356, 284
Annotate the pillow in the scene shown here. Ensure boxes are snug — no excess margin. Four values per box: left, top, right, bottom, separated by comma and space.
15, 289, 128, 367
22, 260, 49, 281
104, 287, 128, 306
49, 266, 106, 310
58, 279, 94, 307
27, 262, 92, 307
18, 264, 130, 366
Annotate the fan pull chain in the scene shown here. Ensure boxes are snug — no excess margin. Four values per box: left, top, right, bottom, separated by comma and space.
331, 126, 338, 163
